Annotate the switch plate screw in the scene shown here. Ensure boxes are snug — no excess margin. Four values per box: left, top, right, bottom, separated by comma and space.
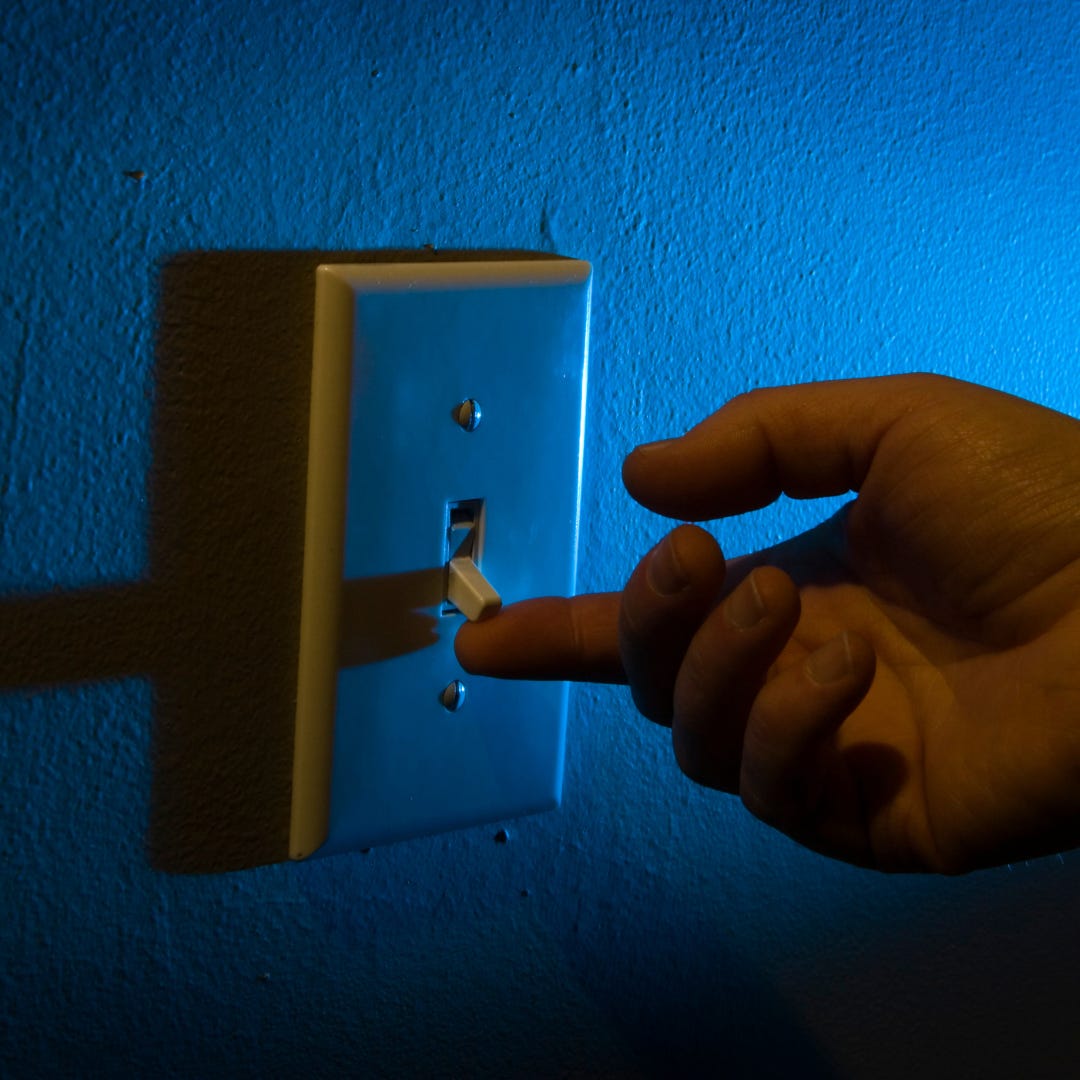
454, 398, 482, 432
440, 679, 467, 712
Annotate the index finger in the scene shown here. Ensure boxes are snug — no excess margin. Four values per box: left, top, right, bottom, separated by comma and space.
454, 593, 625, 683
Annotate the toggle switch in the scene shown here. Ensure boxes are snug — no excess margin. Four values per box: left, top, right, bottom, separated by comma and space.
447, 557, 501, 622
444, 499, 501, 622
290, 258, 591, 858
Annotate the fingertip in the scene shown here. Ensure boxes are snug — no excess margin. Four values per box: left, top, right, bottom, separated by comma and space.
804, 630, 876, 691
625, 437, 678, 462
729, 565, 800, 626
622, 439, 679, 508
656, 523, 724, 594
452, 618, 488, 674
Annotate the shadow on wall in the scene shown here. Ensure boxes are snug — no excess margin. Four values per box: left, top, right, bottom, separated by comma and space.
0, 247, 555, 873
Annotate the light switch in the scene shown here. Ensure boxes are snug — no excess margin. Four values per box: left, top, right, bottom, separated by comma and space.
444, 498, 501, 623
290, 259, 591, 858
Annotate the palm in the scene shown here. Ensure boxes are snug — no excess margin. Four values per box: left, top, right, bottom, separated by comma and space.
752, 392, 1080, 872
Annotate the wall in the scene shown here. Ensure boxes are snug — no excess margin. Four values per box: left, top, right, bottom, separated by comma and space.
3, 1, 1080, 1075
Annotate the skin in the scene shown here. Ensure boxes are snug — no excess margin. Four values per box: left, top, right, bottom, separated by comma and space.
456, 374, 1080, 874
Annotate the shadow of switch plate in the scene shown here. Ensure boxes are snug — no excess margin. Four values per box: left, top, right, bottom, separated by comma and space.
290, 259, 592, 858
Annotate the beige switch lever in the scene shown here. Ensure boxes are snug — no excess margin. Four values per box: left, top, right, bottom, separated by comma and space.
446, 507, 501, 622
447, 554, 501, 622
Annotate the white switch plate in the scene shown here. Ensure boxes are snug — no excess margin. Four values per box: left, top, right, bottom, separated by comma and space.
290, 259, 591, 858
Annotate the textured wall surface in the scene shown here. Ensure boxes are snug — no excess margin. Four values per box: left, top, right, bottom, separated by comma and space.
3, 1, 1080, 1076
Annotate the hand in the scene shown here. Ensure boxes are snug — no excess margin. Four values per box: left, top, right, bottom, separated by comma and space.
456, 374, 1080, 873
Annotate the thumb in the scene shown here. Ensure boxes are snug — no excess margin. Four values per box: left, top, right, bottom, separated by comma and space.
622, 373, 945, 521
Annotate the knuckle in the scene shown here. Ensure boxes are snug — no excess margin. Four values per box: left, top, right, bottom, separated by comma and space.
728, 386, 769, 409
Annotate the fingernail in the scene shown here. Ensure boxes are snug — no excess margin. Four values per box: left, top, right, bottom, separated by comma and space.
631, 437, 677, 457
806, 633, 853, 685
724, 573, 765, 630
647, 536, 687, 596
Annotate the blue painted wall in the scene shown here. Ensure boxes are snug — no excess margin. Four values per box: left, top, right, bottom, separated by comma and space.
4, 1, 1080, 1075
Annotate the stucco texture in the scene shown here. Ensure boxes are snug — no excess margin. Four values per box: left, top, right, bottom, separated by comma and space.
2, 1, 1080, 1076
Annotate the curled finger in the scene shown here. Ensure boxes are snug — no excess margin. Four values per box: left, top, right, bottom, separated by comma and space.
619, 524, 726, 724
671, 566, 801, 792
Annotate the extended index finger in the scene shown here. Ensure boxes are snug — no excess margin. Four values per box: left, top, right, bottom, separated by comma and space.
454, 593, 625, 683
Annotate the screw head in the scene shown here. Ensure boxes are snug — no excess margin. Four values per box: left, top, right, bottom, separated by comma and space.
454, 398, 482, 432
440, 679, 467, 712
